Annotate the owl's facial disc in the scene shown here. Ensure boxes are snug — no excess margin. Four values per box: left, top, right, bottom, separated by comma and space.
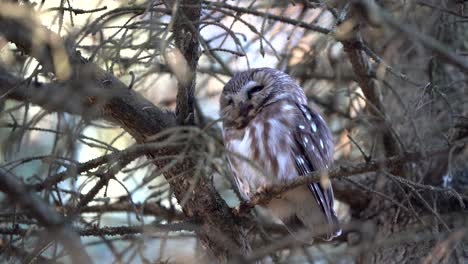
221, 68, 308, 130
220, 80, 268, 129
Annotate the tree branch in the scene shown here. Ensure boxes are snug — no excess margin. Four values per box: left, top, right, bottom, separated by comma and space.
238, 147, 450, 213
354, 0, 468, 75
172, 0, 202, 125
0, 10, 176, 142
1, 2, 250, 261
203, 1, 331, 34
81, 201, 184, 220
0, 169, 92, 264
0, 222, 197, 237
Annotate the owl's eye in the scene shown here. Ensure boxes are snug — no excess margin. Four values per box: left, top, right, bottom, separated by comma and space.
246, 85, 264, 99
227, 98, 234, 105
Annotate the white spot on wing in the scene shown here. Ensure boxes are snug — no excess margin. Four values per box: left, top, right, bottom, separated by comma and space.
303, 137, 309, 144
299, 105, 307, 113
305, 113, 312, 120
320, 139, 324, 149
297, 157, 305, 165
298, 125, 305, 130
282, 104, 295, 111
311, 122, 317, 132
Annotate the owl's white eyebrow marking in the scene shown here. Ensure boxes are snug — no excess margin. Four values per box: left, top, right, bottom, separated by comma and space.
320, 139, 324, 149
298, 125, 305, 130
243, 80, 261, 90
311, 122, 317, 132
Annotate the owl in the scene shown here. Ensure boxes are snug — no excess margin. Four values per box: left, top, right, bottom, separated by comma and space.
220, 68, 341, 240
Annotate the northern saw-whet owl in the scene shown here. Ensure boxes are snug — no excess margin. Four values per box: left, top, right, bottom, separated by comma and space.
220, 68, 341, 240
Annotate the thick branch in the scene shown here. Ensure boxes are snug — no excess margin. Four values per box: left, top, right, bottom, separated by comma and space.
173, 1, 202, 125
342, 36, 403, 158
166, 1, 251, 260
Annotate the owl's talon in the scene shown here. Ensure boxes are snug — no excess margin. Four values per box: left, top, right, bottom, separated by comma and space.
256, 185, 267, 194
233, 205, 241, 215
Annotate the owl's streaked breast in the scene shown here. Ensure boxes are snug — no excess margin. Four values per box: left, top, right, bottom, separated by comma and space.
223, 101, 299, 200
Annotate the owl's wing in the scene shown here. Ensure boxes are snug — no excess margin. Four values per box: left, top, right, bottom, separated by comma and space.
292, 103, 340, 239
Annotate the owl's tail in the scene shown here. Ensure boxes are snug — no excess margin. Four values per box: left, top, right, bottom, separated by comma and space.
269, 186, 342, 242
321, 211, 342, 241
284, 212, 341, 242
307, 182, 342, 241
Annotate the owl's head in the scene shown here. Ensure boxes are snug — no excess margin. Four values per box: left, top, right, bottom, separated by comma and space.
220, 68, 305, 129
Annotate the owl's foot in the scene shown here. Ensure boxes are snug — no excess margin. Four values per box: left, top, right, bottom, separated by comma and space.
255, 185, 282, 199
256, 185, 268, 194
233, 205, 241, 215
234, 201, 255, 217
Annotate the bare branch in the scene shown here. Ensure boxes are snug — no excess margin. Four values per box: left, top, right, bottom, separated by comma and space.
81, 201, 184, 220
0, 169, 92, 264
203, 1, 331, 34
355, 1, 468, 74
0, 221, 198, 237
238, 147, 450, 213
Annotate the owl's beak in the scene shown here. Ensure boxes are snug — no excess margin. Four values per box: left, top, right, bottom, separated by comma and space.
239, 102, 253, 116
